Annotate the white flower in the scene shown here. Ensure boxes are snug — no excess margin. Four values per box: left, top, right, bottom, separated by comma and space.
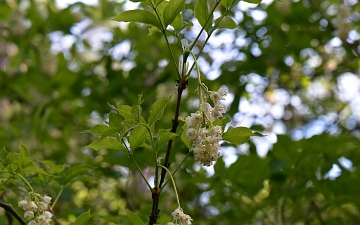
180, 213, 192, 225
37, 211, 52, 221
18, 200, 28, 210
24, 211, 35, 219
27, 201, 38, 211
27, 220, 37, 225
39, 202, 48, 210
167, 223, 175, 225
43, 196, 51, 204
186, 128, 198, 141
201, 103, 214, 122
217, 87, 228, 98
170, 207, 192, 225
185, 113, 203, 128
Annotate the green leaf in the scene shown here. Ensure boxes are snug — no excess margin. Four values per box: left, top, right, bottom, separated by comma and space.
117, 105, 135, 121
154, 0, 164, 6
148, 26, 160, 36
194, 0, 213, 33
220, 0, 240, 8
108, 112, 124, 128
86, 137, 126, 152
148, 95, 172, 127
216, 16, 237, 29
19, 143, 29, 162
21, 162, 48, 175
129, 125, 150, 150
99, 127, 122, 140
0, 146, 9, 165
177, 20, 194, 33
63, 165, 94, 186
112, 10, 161, 29
213, 116, 231, 127
163, 0, 185, 26
222, 126, 256, 145
74, 209, 91, 225
157, 129, 177, 148
87, 124, 110, 136
228, 154, 270, 196
127, 209, 145, 225
181, 124, 191, 149
41, 160, 64, 174
171, 13, 183, 31
220, 0, 232, 8
242, 0, 261, 4
131, 105, 143, 123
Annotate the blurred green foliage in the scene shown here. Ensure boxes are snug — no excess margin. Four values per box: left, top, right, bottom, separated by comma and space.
1, 0, 360, 224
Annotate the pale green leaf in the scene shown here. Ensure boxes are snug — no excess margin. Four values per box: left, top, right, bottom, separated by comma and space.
117, 105, 135, 121
220, 0, 232, 8
216, 16, 237, 29
148, 26, 160, 36
129, 125, 150, 150
112, 10, 161, 29
131, 105, 143, 123
108, 112, 124, 128
181, 124, 191, 149
242, 0, 261, 4
63, 165, 94, 186
156, 1, 168, 27
87, 124, 110, 136
171, 13, 183, 31
154, 0, 164, 6
163, 0, 185, 26
99, 127, 122, 140
74, 209, 91, 225
220, 0, 240, 8
0, 146, 9, 165
223, 126, 256, 145
19, 143, 29, 162
213, 116, 231, 127
41, 160, 64, 174
148, 95, 172, 126
177, 20, 194, 32
86, 137, 126, 152
194, 0, 213, 33
157, 129, 178, 148
127, 209, 145, 225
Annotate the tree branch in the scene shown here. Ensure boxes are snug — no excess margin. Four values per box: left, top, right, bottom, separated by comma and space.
0, 201, 27, 225
148, 74, 187, 225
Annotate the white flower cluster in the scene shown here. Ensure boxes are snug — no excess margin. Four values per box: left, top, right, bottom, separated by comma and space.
18, 193, 53, 225
185, 87, 228, 166
167, 207, 192, 225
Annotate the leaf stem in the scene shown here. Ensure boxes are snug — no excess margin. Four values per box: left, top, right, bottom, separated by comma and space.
14, 172, 35, 193
150, 1, 181, 79
187, 8, 231, 76
51, 186, 63, 208
122, 139, 152, 191
160, 152, 191, 191
189, 1, 221, 53
140, 123, 159, 187
157, 165, 180, 207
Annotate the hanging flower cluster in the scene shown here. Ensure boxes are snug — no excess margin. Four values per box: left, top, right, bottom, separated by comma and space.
18, 192, 53, 225
185, 87, 228, 166
167, 206, 192, 225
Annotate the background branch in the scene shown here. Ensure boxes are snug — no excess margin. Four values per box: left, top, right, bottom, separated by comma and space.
0, 201, 27, 225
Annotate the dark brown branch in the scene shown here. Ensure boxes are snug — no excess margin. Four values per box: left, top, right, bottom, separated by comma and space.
0, 201, 27, 225
148, 73, 187, 225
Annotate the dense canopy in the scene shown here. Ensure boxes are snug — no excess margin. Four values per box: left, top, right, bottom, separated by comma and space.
1, 0, 360, 224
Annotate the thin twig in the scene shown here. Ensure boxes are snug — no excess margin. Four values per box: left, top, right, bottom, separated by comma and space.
0, 201, 27, 225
